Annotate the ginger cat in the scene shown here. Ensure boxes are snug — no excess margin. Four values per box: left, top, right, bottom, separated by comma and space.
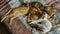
1, 5, 29, 25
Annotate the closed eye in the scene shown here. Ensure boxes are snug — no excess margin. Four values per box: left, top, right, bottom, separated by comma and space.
38, 22, 42, 24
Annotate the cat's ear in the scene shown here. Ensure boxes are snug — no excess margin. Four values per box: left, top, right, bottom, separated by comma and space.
44, 13, 48, 19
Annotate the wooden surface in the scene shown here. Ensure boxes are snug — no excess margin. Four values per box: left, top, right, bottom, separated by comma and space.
3, 17, 32, 34
0, 0, 9, 8
0, 0, 10, 17
45, 0, 60, 10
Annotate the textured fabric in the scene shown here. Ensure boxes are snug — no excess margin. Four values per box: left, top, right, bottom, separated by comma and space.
9, 0, 21, 8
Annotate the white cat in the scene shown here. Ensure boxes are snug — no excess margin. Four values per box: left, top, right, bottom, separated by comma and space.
30, 13, 52, 33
